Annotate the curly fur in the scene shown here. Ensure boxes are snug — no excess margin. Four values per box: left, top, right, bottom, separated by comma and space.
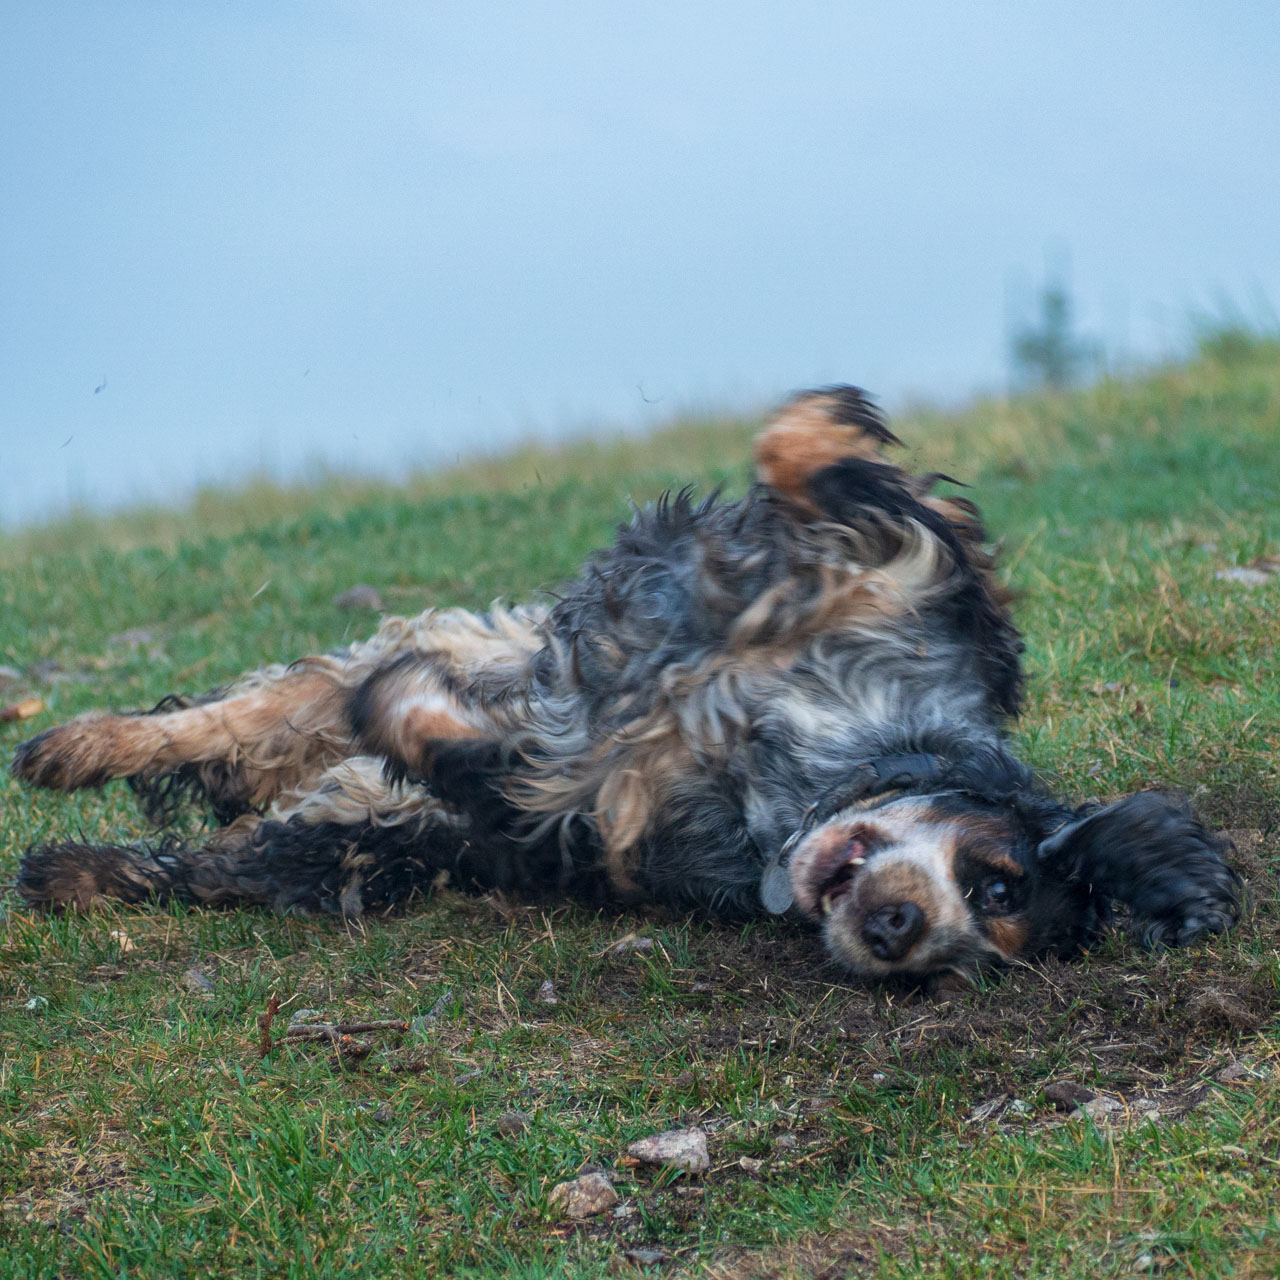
10, 385, 1240, 980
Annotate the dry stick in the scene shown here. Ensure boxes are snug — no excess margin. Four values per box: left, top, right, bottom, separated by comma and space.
285, 1019, 409, 1036
257, 995, 281, 1059
283, 1020, 408, 1047
281, 1024, 394, 1061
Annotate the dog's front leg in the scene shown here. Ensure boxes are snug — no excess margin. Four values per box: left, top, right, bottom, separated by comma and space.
1037, 792, 1241, 947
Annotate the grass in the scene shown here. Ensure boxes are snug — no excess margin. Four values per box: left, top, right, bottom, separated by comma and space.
2, 337, 1280, 1277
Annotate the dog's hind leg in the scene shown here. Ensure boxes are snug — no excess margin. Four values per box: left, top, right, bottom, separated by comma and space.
15, 755, 470, 916
11, 604, 544, 824
753, 385, 904, 510
754, 384, 992, 534
12, 657, 357, 822
754, 386, 1023, 715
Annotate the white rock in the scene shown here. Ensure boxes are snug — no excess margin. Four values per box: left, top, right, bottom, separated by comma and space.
1216, 567, 1271, 586
627, 1127, 711, 1173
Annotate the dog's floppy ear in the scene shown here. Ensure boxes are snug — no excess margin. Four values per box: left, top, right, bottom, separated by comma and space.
1036, 792, 1240, 947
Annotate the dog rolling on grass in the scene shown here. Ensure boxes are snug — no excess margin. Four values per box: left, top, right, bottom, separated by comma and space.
11, 388, 1241, 980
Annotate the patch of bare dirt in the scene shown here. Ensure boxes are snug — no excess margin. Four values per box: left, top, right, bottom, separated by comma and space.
706, 1225, 913, 1279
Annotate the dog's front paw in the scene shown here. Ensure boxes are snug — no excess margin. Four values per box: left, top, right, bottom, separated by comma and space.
1037, 791, 1242, 951
1134, 856, 1242, 949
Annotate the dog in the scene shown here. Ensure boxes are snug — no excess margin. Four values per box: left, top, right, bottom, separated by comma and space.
11, 387, 1241, 980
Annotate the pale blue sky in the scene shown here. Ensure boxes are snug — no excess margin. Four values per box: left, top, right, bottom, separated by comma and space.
2, 2, 1278, 525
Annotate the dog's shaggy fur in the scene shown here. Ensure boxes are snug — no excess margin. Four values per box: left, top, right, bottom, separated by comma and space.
11, 388, 1241, 979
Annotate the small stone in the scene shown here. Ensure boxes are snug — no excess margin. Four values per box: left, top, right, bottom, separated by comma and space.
738, 1156, 764, 1175
623, 1247, 669, 1266
871, 1072, 888, 1084
495, 1110, 532, 1137
183, 967, 215, 994
1217, 1060, 1256, 1083
690, 982, 714, 994
536, 978, 559, 1005
288, 1007, 323, 1026
24, 996, 48, 1013
372, 1104, 394, 1124
548, 1171, 618, 1219
773, 1133, 798, 1149
627, 1127, 711, 1173
1044, 1080, 1096, 1112
1216, 567, 1271, 586
1006, 1098, 1032, 1117
1076, 1096, 1123, 1122
333, 584, 384, 610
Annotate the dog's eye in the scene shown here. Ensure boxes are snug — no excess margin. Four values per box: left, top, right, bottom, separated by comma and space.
980, 875, 1013, 914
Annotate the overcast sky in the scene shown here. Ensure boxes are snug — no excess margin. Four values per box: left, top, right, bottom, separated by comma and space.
2, 2, 1278, 525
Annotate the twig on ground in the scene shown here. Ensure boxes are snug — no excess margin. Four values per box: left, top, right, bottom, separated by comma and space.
284, 1019, 409, 1039
257, 995, 281, 1059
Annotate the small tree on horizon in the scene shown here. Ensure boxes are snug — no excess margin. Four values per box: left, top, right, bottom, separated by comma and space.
1008, 264, 1100, 390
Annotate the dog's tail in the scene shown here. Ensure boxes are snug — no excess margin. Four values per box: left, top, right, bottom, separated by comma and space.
15, 807, 468, 917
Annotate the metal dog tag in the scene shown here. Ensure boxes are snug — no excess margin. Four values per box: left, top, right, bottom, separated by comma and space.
759, 856, 794, 915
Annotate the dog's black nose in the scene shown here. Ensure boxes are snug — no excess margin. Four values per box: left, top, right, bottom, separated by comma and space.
861, 902, 925, 960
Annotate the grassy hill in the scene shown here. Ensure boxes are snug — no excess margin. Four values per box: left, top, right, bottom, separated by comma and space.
2, 341, 1279, 1277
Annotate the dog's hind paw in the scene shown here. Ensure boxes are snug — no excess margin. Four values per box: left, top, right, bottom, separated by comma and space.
12, 719, 115, 791
755, 386, 900, 507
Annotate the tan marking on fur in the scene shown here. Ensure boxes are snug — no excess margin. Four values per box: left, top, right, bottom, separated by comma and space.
56, 870, 114, 911
407, 706, 484, 744
755, 395, 888, 508
595, 733, 699, 893
943, 811, 1026, 879
354, 604, 542, 773
985, 915, 1031, 958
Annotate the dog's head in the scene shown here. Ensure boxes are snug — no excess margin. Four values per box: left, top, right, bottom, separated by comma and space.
785, 761, 1239, 979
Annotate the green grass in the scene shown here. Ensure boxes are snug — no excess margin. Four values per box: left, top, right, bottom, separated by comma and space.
3, 340, 1280, 1278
